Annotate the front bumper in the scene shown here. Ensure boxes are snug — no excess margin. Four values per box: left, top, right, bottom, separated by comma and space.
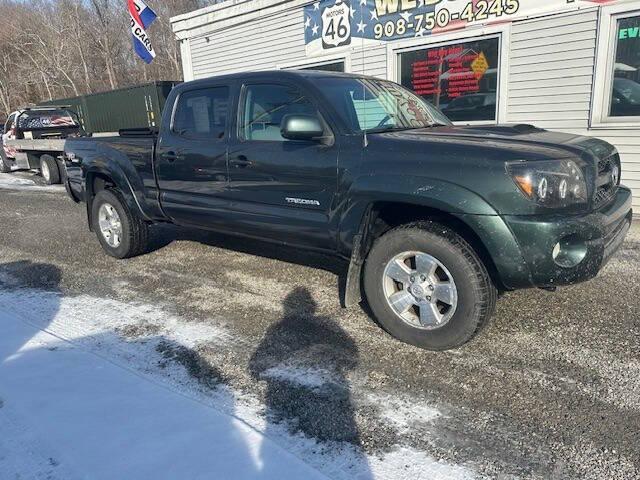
503, 186, 633, 288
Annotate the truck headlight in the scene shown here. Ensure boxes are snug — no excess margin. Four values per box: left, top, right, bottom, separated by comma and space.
507, 159, 588, 207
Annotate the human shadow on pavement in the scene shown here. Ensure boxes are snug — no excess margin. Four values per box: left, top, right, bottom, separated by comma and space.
249, 287, 372, 476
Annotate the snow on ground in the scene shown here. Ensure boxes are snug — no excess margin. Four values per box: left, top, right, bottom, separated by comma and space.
0, 172, 65, 191
0, 285, 476, 480
0, 317, 327, 480
261, 364, 337, 391
0, 174, 34, 186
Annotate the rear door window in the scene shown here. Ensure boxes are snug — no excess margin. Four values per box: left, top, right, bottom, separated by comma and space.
172, 87, 230, 140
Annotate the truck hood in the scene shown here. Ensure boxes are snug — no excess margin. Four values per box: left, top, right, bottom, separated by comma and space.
378, 124, 616, 162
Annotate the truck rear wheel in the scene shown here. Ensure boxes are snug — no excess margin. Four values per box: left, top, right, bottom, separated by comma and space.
363, 221, 497, 351
91, 189, 149, 259
0, 150, 11, 173
39, 155, 61, 184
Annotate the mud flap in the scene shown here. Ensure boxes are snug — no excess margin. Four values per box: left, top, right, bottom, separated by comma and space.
343, 233, 363, 308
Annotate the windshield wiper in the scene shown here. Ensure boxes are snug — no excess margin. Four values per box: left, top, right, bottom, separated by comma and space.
367, 125, 419, 133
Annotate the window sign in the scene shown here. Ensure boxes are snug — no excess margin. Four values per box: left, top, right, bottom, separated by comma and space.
304, 0, 603, 57
399, 37, 499, 122
173, 87, 229, 139
609, 15, 640, 118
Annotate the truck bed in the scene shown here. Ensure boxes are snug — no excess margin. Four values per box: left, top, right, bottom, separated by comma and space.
64, 131, 163, 220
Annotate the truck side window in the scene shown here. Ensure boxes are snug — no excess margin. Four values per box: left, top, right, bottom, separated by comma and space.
240, 84, 320, 142
172, 87, 229, 140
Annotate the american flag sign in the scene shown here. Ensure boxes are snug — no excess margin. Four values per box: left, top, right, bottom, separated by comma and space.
304, 0, 617, 57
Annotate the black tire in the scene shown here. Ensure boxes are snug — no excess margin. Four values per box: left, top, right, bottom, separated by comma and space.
0, 149, 11, 173
363, 221, 497, 351
91, 189, 149, 259
39, 154, 61, 184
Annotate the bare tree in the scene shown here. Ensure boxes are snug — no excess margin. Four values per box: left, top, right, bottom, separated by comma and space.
0, 0, 215, 118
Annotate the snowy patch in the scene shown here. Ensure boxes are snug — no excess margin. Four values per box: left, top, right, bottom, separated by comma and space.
0, 173, 64, 192
368, 447, 475, 480
256, 358, 443, 433
0, 174, 35, 186
370, 393, 443, 431
0, 311, 326, 480
262, 364, 336, 390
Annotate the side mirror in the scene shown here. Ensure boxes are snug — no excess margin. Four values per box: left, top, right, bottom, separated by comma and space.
281, 114, 324, 141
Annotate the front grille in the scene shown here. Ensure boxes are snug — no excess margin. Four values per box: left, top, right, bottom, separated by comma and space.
593, 153, 620, 209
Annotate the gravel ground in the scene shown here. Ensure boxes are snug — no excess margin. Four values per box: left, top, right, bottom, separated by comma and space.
1, 172, 639, 479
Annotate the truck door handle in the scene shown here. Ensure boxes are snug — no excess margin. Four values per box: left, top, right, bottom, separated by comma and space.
231, 155, 252, 168
162, 151, 181, 163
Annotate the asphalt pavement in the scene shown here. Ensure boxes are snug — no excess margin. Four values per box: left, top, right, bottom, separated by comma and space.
1, 172, 639, 479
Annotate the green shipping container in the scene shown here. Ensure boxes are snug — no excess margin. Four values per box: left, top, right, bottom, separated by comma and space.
39, 81, 179, 134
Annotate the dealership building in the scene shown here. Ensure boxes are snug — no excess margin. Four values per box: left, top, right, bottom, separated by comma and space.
171, 0, 640, 210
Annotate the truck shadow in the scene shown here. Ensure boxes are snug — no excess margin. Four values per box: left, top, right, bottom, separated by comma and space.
148, 224, 347, 275
147, 223, 353, 305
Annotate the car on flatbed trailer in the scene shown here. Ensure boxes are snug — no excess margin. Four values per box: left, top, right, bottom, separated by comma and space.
1, 106, 84, 184
61, 70, 633, 351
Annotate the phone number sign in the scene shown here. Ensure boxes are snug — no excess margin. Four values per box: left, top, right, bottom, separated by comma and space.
303, 0, 614, 56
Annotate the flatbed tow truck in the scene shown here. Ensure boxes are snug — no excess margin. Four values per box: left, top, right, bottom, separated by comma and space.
1, 106, 84, 184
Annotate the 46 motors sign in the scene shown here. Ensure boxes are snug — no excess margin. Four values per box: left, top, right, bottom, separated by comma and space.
304, 0, 616, 56
322, 2, 352, 48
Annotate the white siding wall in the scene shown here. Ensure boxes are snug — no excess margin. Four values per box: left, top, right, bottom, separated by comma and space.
507, 9, 640, 210
187, 6, 389, 79
351, 45, 388, 79
190, 10, 306, 77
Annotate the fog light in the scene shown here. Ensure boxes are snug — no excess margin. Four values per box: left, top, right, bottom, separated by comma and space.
552, 235, 588, 268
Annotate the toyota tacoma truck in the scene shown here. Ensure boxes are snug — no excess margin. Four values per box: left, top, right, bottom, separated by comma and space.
62, 71, 633, 351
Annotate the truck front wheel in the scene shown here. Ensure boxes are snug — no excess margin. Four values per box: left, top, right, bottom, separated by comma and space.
39, 155, 61, 184
91, 189, 149, 259
363, 221, 497, 351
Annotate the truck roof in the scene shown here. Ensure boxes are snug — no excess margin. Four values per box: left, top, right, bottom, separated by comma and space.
175, 70, 380, 91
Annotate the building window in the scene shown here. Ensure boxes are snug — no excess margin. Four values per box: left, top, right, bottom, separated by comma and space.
609, 14, 640, 118
298, 61, 345, 72
398, 37, 500, 122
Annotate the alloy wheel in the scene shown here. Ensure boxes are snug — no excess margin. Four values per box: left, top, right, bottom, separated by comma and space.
98, 203, 123, 248
382, 251, 458, 330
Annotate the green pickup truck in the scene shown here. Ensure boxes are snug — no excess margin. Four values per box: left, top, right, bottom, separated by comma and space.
62, 71, 633, 350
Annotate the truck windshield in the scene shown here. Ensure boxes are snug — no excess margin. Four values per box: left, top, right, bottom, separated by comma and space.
313, 77, 451, 133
